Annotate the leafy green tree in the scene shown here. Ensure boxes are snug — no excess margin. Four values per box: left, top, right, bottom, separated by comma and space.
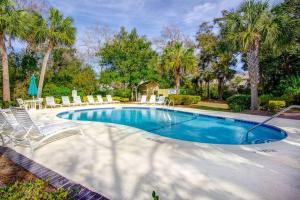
259, 0, 300, 95
196, 22, 218, 98
72, 67, 97, 95
213, 53, 236, 100
98, 27, 158, 99
0, 0, 24, 102
37, 8, 76, 98
219, 0, 278, 110
160, 41, 197, 94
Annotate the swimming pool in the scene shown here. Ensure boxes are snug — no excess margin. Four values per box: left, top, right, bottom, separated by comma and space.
57, 107, 287, 145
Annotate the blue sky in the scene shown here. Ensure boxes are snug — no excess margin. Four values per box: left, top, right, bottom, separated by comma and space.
49, 0, 281, 45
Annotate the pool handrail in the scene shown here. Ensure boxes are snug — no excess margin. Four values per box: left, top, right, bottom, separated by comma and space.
245, 105, 300, 142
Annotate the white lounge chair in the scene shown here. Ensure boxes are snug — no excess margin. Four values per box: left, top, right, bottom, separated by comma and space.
62, 96, 73, 107
96, 95, 105, 104
138, 95, 147, 104
0, 111, 13, 146
45, 96, 61, 108
148, 95, 156, 104
156, 96, 165, 105
10, 107, 84, 152
73, 96, 88, 106
87, 95, 97, 105
0, 111, 25, 146
106, 95, 119, 104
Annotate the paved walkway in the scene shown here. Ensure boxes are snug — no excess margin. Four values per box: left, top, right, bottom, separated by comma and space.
9, 104, 300, 200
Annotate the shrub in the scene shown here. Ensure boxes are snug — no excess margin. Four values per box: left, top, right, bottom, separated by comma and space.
268, 100, 286, 113
54, 97, 62, 104
113, 89, 131, 98
227, 94, 251, 112
43, 83, 71, 98
259, 94, 273, 109
152, 191, 159, 200
0, 179, 70, 200
82, 96, 88, 102
113, 96, 129, 102
281, 89, 300, 105
291, 91, 300, 104
168, 95, 201, 105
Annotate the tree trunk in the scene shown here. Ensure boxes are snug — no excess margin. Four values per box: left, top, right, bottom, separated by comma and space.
207, 81, 210, 100
218, 77, 224, 100
175, 69, 181, 94
0, 33, 10, 102
38, 43, 53, 98
199, 80, 203, 96
247, 40, 260, 110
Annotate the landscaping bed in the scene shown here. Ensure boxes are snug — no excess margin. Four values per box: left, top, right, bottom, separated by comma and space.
0, 153, 71, 199
0, 153, 52, 188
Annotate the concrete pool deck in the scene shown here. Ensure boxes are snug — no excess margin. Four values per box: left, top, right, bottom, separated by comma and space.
7, 104, 300, 200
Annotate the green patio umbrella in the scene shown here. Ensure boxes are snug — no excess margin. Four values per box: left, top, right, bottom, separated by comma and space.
28, 74, 38, 98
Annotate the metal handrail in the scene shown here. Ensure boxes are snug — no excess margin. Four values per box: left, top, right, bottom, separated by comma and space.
167, 99, 174, 107
245, 105, 300, 139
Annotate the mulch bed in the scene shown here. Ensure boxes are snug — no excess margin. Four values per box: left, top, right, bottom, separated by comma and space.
243, 109, 300, 120
0, 153, 55, 191
0, 147, 108, 200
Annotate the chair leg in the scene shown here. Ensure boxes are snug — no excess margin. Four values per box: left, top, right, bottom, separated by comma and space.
79, 128, 84, 136
0, 134, 4, 146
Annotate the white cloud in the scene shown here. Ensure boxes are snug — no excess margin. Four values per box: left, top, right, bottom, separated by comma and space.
184, 3, 216, 24
184, 0, 241, 24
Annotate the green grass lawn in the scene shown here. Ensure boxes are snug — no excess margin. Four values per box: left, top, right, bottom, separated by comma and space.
187, 101, 230, 111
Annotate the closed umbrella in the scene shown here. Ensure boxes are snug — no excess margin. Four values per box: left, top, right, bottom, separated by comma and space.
27, 74, 38, 109
28, 74, 38, 99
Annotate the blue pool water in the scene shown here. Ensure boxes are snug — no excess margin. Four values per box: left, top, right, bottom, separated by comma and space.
57, 107, 287, 145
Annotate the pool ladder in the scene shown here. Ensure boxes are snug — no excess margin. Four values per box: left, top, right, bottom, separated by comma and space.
164, 99, 175, 108
245, 105, 300, 141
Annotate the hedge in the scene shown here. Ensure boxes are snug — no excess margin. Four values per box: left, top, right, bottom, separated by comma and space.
227, 94, 251, 112
168, 95, 201, 105
268, 100, 286, 113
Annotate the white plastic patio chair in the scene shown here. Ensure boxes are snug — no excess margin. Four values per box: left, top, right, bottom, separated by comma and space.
138, 95, 147, 104
96, 95, 105, 104
37, 98, 43, 109
16, 98, 28, 109
45, 96, 61, 108
106, 95, 119, 104
87, 95, 97, 105
10, 107, 84, 152
62, 96, 73, 107
156, 96, 165, 105
73, 96, 88, 106
148, 95, 156, 104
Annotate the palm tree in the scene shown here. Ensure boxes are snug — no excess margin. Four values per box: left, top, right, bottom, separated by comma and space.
160, 41, 197, 94
219, 0, 278, 110
21, 11, 46, 53
37, 8, 75, 98
0, 0, 24, 103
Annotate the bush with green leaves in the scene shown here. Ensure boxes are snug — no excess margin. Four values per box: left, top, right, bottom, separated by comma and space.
168, 95, 201, 105
112, 96, 129, 102
227, 94, 251, 112
43, 83, 71, 98
113, 89, 131, 98
259, 94, 274, 109
268, 100, 286, 113
0, 179, 69, 200
152, 191, 159, 200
